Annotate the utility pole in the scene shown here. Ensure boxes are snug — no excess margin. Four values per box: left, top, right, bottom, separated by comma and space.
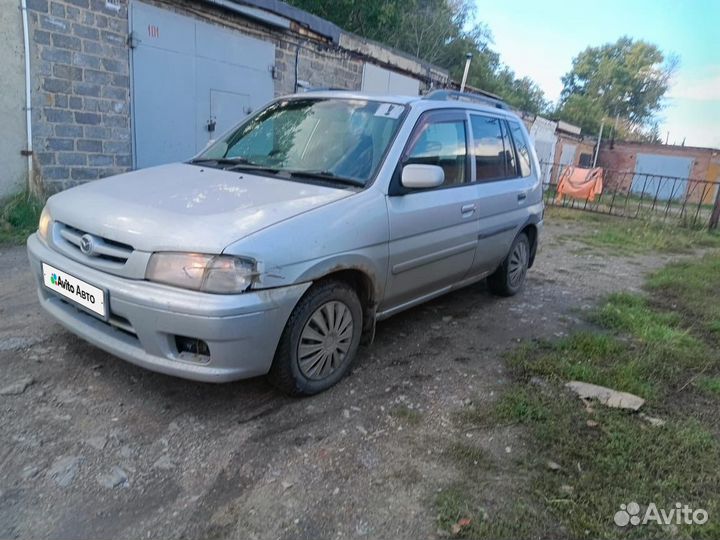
593, 121, 604, 168
710, 184, 720, 230
460, 53, 472, 93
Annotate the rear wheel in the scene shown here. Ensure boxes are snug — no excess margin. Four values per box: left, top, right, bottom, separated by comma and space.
268, 280, 362, 396
488, 232, 530, 297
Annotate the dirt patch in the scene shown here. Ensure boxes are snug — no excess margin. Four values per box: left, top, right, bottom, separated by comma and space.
0, 219, 694, 539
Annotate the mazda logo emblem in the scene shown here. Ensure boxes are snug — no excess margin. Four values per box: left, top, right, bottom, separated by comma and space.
80, 234, 95, 256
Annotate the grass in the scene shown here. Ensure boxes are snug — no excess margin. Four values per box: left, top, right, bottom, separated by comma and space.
546, 206, 720, 254
439, 253, 720, 539
646, 255, 720, 340
696, 377, 720, 397
434, 483, 543, 539
389, 405, 423, 426
0, 191, 43, 245
445, 442, 493, 469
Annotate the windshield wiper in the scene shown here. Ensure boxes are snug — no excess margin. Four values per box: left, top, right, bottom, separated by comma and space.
287, 170, 364, 187
189, 157, 249, 166
189, 157, 280, 174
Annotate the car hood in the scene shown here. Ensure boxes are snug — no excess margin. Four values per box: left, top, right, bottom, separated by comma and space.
47, 163, 355, 253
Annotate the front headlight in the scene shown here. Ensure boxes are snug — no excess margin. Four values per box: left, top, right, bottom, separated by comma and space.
145, 252, 257, 294
38, 206, 52, 241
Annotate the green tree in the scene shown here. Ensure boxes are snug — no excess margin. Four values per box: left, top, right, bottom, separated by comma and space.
492, 68, 549, 114
557, 36, 677, 135
286, 0, 549, 114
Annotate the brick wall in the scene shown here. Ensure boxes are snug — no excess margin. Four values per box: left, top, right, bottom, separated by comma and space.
25, 0, 445, 191
274, 40, 363, 96
27, 0, 131, 192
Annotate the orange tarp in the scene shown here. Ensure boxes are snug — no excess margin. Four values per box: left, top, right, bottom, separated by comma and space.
555, 166, 604, 203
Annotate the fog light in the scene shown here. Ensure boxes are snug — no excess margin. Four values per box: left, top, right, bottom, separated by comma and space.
175, 336, 210, 357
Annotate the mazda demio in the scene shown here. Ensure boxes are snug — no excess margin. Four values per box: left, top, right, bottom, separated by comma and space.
28, 90, 543, 395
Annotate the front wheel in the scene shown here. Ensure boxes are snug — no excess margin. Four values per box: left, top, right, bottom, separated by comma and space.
487, 232, 530, 297
268, 280, 363, 396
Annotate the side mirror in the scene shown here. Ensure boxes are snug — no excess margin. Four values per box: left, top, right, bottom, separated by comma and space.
401, 164, 444, 189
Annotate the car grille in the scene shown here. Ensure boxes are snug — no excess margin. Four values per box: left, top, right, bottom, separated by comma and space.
56, 222, 134, 265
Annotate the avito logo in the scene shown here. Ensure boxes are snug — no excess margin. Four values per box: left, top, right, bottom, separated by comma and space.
52, 273, 76, 293
49, 272, 97, 305
615, 501, 708, 527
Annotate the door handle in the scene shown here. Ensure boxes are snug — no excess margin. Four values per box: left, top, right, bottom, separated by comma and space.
517, 192, 527, 201
461, 203, 476, 216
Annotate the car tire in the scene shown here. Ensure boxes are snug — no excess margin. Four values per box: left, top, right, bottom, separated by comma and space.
268, 280, 363, 396
487, 232, 530, 297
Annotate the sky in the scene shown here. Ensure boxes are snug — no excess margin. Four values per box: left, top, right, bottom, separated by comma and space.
474, 0, 720, 148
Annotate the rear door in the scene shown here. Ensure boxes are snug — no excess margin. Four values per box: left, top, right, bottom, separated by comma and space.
382, 110, 479, 311
469, 114, 534, 274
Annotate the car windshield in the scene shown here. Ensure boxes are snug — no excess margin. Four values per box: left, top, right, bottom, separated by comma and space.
196, 98, 406, 185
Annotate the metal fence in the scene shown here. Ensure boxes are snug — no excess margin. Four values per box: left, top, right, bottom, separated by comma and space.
541, 162, 720, 229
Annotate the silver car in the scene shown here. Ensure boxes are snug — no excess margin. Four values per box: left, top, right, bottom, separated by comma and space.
27, 90, 543, 395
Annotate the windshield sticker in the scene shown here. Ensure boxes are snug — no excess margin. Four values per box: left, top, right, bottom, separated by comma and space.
374, 103, 403, 119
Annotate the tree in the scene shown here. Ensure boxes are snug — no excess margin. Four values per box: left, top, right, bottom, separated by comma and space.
557, 36, 677, 135
492, 69, 550, 114
286, 0, 550, 114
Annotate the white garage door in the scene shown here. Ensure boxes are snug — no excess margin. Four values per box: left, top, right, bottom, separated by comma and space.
530, 116, 558, 186
131, 1, 275, 168
361, 64, 420, 96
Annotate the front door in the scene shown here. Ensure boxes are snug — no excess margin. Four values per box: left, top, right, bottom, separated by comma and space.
382, 111, 479, 312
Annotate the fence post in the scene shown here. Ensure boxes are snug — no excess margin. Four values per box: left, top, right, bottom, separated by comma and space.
710, 183, 720, 230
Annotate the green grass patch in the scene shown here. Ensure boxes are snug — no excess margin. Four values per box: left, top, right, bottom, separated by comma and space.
435, 484, 478, 535
0, 191, 44, 245
647, 254, 720, 340
490, 386, 550, 424
546, 206, 720, 254
696, 376, 720, 397
445, 253, 720, 538
434, 484, 544, 539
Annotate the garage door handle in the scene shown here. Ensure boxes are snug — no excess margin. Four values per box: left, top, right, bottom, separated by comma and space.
461, 204, 476, 216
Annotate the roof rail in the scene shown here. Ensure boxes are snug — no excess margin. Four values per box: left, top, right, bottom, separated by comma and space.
423, 89, 509, 110
300, 87, 352, 92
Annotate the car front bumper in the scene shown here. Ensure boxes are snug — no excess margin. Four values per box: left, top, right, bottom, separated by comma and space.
27, 233, 310, 382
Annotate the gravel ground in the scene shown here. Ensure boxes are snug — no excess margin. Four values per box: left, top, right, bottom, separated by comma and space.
0, 218, 687, 539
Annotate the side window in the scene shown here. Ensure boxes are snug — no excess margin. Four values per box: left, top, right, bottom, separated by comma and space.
405, 119, 467, 187
470, 115, 515, 181
508, 121, 532, 177
470, 114, 506, 182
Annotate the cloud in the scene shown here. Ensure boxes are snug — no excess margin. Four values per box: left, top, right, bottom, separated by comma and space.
668, 68, 720, 101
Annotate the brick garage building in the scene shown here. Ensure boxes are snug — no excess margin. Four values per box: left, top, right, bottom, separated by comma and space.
20, 0, 449, 193
598, 141, 720, 205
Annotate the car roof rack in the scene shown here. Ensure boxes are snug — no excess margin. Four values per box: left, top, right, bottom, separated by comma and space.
423, 89, 509, 110
300, 87, 352, 92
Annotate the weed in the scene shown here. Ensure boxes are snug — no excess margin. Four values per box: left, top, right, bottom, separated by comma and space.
0, 191, 44, 245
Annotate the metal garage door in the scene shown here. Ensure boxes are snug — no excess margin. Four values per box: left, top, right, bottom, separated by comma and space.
559, 143, 576, 168
131, 1, 275, 168
361, 64, 420, 96
530, 117, 557, 187
631, 153, 693, 201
